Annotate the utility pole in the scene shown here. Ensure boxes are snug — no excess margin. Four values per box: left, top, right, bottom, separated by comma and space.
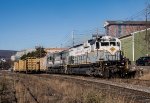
96, 28, 99, 38
146, 6, 148, 54
72, 30, 75, 47
61, 44, 62, 48
39, 45, 41, 72
145, 4, 150, 55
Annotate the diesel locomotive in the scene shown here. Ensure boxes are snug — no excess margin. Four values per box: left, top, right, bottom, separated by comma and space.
47, 36, 130, 78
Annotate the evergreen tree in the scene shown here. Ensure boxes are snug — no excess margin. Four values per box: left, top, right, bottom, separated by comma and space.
20, 47, 47, 60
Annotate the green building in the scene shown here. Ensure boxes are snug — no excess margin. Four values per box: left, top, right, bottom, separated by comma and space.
120, 28, 150, 64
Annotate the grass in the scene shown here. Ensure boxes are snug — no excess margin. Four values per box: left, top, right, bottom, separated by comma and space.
0, 74, 16, 103
0, 73, 136, 103
139, 73, 150, 80
31, 75, 133, 103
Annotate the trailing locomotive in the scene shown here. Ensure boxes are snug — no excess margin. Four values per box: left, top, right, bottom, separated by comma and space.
47, 36, 130, 78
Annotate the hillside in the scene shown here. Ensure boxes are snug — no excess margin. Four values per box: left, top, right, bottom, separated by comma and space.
0, 50, 17, 60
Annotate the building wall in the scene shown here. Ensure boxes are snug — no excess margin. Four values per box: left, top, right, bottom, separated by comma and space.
134, 29, 150, 61
107, 25, 117, 37
120, 29, 150, 63
120, 36, 133, 62
107, 25, 147, 37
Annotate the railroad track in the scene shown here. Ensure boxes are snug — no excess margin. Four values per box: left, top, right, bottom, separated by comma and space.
12, 75, 39, 103
2, 72, 39, 103
35, 74, 150, 103
21, 81, 39, 103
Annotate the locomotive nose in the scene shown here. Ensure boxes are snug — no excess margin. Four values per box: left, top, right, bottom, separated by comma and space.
110, 47, 115, 52
107, 47, 117, 55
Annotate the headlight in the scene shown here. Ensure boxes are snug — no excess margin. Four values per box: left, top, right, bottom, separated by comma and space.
121, 62, 124, 65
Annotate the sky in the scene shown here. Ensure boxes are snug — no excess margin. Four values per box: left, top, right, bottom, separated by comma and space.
0, 0, 149, 50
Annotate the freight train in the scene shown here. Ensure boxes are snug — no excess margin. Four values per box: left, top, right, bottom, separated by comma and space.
46, 36, 130, 78
13, 35, 131, 78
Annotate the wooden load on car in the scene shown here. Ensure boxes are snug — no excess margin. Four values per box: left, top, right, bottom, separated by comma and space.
13, 57, 47, 73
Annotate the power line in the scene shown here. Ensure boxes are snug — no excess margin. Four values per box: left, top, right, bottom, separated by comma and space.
125, 3, 150, 21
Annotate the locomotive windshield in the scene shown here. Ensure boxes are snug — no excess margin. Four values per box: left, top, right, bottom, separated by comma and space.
101, 42, 109, 46
100, 42, 118, 46
110, 42, 116, 46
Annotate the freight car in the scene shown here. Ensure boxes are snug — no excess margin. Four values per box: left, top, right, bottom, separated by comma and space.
14, 57, 47, 73
47, 36, 130, 78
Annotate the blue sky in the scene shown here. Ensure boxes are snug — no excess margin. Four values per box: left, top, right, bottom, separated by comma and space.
0, 0, 149, 50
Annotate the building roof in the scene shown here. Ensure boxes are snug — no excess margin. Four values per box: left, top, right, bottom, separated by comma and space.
71, 44, 83, 48
44, 48, 67, 51
104, 21, 150, 27
44, 48, 67, 53
119, 34, 132, 39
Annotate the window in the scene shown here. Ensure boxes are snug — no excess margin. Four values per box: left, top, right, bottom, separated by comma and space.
106, 27, 109, 35
91, 45, 95, 52
117, 25, 122, 37
48, 56, 52, 61
60, 53, 63, 59
110, 42, 116, 46
117, 42, 120, 46
101, 42, 109, 46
